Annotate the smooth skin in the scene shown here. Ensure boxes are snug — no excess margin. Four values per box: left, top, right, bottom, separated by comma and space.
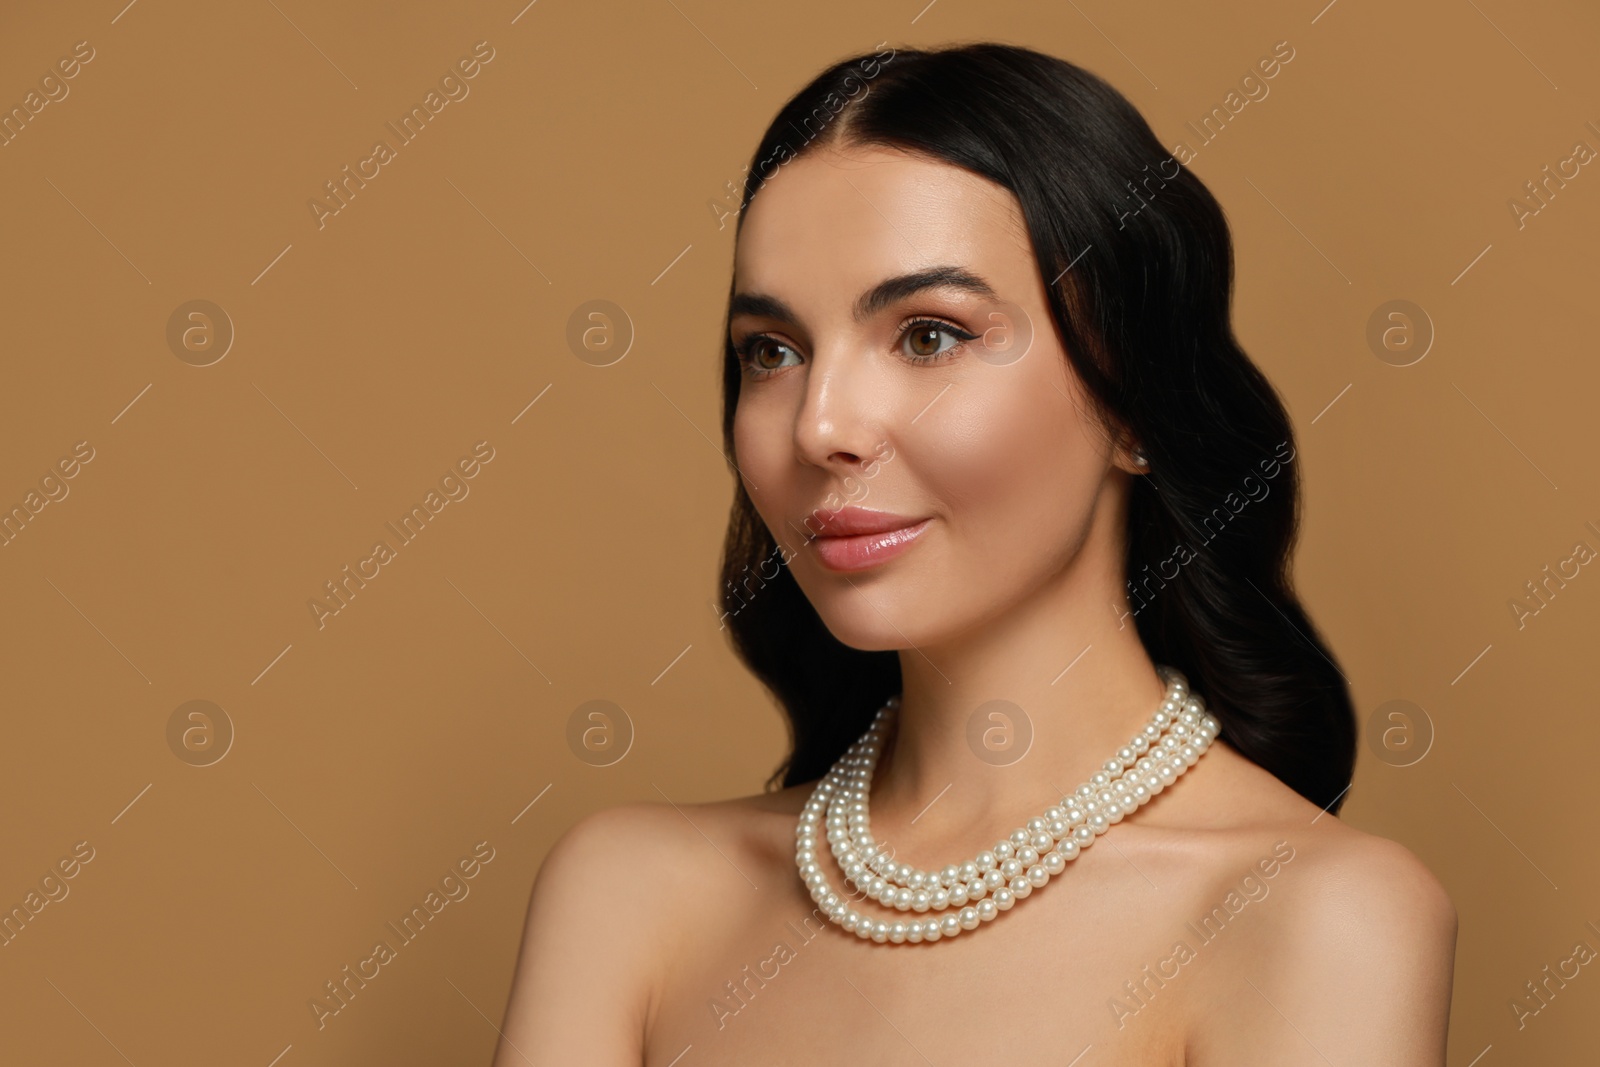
493, 143, 1457, 1066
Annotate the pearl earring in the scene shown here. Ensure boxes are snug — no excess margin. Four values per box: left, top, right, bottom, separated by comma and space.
1132, 450, 1149, 468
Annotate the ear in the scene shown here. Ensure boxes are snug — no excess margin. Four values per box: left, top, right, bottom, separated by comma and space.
1110, 427, 1150, 475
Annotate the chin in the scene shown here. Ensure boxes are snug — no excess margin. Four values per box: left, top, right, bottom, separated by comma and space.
805, 585, 943, 653
822, 623, 908, 653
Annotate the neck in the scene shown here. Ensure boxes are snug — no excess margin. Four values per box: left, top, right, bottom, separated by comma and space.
867, 549, 1167, 849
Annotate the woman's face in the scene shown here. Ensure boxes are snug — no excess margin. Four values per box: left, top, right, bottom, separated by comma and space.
730, 143, 1133, 652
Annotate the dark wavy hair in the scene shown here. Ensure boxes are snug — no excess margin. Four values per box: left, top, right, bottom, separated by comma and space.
714, 41, 1355, 814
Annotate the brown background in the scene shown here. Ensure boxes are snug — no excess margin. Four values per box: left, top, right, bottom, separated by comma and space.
1, 0, 1596, 1063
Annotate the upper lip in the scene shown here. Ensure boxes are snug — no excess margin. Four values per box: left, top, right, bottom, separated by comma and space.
806, 506, 927, 538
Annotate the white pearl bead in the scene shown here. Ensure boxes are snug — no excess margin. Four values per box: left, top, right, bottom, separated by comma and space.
805, 671, 1216, 943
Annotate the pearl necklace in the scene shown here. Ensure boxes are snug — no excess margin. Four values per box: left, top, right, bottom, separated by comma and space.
794, 666, 1220, 944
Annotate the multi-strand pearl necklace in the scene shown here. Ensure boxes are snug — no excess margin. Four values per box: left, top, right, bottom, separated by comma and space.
794, 666, 1221, 945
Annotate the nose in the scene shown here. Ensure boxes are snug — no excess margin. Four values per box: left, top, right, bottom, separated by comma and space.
791, 345, 882, 472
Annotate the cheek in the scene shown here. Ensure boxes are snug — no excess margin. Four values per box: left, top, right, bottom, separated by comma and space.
733, 402, 775, 476
909, 362, 1108, 590
732, 399, 794, 517
917, 367, 1089, 517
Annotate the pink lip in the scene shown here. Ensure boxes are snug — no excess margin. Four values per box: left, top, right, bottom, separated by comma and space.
806, 507, 931, 572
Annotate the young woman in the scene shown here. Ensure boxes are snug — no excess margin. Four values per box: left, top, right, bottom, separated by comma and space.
494, 41, 1456, 1065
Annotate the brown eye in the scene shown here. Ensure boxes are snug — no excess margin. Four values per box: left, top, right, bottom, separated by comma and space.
908, 325, 944, 357
735, 334, 801, 377
749, 337, 779, 368
900, 319, 976, 362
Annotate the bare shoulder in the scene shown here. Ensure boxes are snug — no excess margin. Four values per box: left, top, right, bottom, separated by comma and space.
1256, 808, 1458, 996
1215, 820, 1457, 1064
1214, 747, 1455, 942
492, 798, 783, 1067
1275, 813, 1457, 935
540, 787, 807, 871
493, 789, 812, 1064
638, 783, 817, 893
1147, 737, 1454, 906
1165, 743, 1458, 1065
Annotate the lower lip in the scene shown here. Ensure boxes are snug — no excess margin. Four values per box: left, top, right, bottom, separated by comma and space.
812, 519, 931, 572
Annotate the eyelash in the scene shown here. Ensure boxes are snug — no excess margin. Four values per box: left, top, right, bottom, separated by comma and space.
733, 317, 979, 379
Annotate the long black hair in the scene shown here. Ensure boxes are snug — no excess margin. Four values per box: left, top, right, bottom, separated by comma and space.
715, 41, 1355, 814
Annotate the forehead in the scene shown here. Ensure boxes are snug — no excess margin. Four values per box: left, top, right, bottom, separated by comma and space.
732, 144, 1036, 315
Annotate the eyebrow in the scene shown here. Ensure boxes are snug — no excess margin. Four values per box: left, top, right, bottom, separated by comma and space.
729, 265, 999, 328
